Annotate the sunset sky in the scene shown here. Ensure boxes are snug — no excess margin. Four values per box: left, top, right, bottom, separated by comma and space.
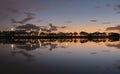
1, 0, 120, 32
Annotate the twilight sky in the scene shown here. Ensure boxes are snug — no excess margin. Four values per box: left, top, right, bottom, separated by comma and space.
1, 0, 120, 32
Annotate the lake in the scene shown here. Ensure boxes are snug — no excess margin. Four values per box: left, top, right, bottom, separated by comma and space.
0, 38, 120, 74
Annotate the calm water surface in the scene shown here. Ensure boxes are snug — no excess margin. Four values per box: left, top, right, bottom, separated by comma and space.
0, 38, 120, 74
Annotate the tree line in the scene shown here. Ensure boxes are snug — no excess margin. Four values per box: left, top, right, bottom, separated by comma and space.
0, 31, 120, 38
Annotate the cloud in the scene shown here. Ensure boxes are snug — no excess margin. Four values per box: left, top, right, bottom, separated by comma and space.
7, 8, 22, 14
16, 24, 40, 30
36, 20, 44, 23
102, 22, 111, 24
0, 0, 38, 30
64, 21, 72, 23
113, 4, 120, 14
11, 17, 34, 24
95, 6, 101, 9
90, 20, 97, 22
95, 4, 112, 9
106, 25, 120, 31
11, 12, 35, 24
115, 4, 120, 10
60, 26, 67, 28
0, 0, 24, 26
24, 12, 36, 17
116, 11, 120, 14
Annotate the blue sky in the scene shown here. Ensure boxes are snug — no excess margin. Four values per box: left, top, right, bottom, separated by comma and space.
1, 0, 120, 32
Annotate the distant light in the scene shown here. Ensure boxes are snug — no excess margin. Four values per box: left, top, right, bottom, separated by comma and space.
11, 44, 15, 48
39, 43, 41, 47
31, 45, 33, 47
10, 28, 15, 31
26, 30, 31, 33
39, 29, 41, 32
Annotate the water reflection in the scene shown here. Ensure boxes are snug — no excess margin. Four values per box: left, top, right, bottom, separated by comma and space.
106, 43, 120, 49
0, 38, 120, 48
0, 38, 120, 73
0, 38, 120, 56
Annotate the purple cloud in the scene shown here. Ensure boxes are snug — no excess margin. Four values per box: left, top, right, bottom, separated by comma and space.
90, 20, 97, 22
11, 12, 35, 24
7, 8, 22, 14
16, 24, 40, 30
64, 21, 72, 23
106, 25, 120, 31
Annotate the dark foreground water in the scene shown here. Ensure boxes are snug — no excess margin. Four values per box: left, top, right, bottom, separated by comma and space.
0, 38, 120, 74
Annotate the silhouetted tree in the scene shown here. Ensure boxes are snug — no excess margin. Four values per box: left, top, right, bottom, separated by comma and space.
108, 32, 119, 38
69, 32, 73, 36
40, 32, 46, 36
80, 31, 88, 36
74, 32, 78, 36
57, 32, 65, 37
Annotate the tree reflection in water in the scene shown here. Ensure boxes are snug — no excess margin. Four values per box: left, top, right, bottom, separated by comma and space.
0, 38, 120, 59
0, 38, 120, 73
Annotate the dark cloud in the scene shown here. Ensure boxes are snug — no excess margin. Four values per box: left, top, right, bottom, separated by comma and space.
16, 24, 40, 30
11, 17, 34, 24
95, 6, 101, 9
90, 52, 97, 55
24, 12, 36, 17
113, 4, 120, 14
115, 4, 120, 10
38, 24, 67, 32
0, 0, 51, 25
40, 28, 52, 32
64, 21, 72, 23
39, 26, 47, 28
0, 0, 24, 26
36, 20, 44, 23
60, 26, 67, 28
102, 22, 111, 24
49, 23, 67, 29
106, 25, 120, 31
95, 4, 112, 9
90, 20, 97, 22
11, 12, 35, 24
15, 23, 67, 32
7, 8, 22, 14
94, 4, 120, 14
116, 11, 120, 14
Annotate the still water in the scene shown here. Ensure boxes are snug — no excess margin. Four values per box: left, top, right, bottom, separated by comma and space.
0, 38, 120, 74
